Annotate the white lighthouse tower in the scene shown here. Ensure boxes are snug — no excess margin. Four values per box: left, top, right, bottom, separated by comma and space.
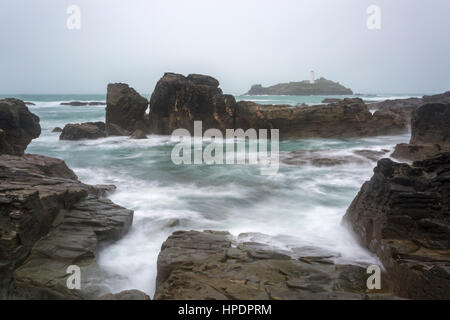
310, 70, 315, 84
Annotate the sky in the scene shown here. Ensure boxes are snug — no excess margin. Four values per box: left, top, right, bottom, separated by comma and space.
0, 0, 449, 95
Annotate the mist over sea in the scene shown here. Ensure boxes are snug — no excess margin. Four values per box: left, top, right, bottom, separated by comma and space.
6, 93, 417, 296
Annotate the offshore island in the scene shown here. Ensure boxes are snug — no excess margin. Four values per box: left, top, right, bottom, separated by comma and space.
246, 72, 353, 96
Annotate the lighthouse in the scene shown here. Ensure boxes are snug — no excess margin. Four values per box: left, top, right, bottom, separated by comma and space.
310, 71, 315, 84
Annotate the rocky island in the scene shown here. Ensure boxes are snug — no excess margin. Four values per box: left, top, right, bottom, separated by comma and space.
246, 77, 353, 96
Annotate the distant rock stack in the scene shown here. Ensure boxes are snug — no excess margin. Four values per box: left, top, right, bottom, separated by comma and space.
148, 73, 237, 135
106, 83, 149, 136
246, 78, 353, 96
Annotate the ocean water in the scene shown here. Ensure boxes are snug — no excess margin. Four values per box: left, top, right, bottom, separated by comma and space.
12, 93, 416, 297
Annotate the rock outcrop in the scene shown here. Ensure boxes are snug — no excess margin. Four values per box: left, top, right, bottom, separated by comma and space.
392, 103, 450, 161
154, 230, 397, 300
234, 99, 407, 139
246, 78, 353, 96
148, 74, 406, 138
343, 153, 450, 299
106, 83, 148, 136
59, 122, 106, 140
148, 73, 236, 135
367, 97, 423, 122
0, 98, 41, 155
0, 101, 136, 299
0, 153, 134, 299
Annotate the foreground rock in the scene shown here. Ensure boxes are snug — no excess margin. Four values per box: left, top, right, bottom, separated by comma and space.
155, 230, 397, 300
149, 73, 236, 135
235, 98, 407, 139
106, 83, 148, 136
392, 103, 450, 161
343, 153, 450, 299
59, 122, 106, 140
0, 98, 41, 155
0, 153, 134, 299
246, 78, 353, 95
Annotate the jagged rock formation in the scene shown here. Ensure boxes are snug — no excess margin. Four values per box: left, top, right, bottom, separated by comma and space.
148, 73, 236, 135
154, 230, 397, 300
148, 74, 406, 138
106, 83, 148, 136
343, 153, 450, 299
368, 97, 424, 122
59, 122, 106, 140
0, 100, 136, 299
0, 98, 40, 155
246, 78, 353, 96
0, 153, 134, 299
234, 99, 407, 139
392, 103, 450, 161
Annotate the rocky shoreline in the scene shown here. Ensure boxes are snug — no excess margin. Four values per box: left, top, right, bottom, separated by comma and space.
1, 75, 450, 299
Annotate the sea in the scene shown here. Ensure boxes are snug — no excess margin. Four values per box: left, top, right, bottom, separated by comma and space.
0, 93, 421, 297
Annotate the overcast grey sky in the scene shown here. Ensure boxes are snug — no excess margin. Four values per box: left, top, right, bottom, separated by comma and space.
0, 0, 449, 95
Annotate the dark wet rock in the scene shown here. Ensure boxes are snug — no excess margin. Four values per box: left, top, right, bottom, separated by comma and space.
9, 195, 133, 300
59, 122, 106, 140
106, 123, 130, 137
368, 97, 423, 122
282, 149, 390, 167
52, 127, 63, 133
343, 153, 450, 299
98, 290, 150, 300
0, 98, 41, 156
106, 83, 148, 136
130, 129, 147, 140
353, 149, 390, 162
0, 153, 134, 299
392, 103, 450, 161
154, 230, 397, 300
246, 78, 353, 96
148, 73, 236, 135
148, 74, 406, 139
235, 98, 407, 139
322, 98, 342, 104
422, 91, 450, 104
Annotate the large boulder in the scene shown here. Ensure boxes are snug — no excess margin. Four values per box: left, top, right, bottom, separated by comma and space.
392, 103, 450, 161
148, 73, 237, 135
59, 122, 106, 140
154, 230, 397, 300
343, 153, 450, 299
0, 98, 41, 155
0, 154, 134, 299
106, 83, 148, 136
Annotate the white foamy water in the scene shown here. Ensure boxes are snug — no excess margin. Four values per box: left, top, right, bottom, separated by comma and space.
22, 96, 412, 297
